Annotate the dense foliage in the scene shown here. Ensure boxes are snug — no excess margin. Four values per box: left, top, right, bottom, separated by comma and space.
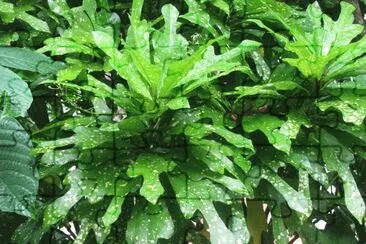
1, 0, 366, 243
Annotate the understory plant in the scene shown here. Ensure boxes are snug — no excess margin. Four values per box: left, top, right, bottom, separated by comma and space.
0, 0, 366, 243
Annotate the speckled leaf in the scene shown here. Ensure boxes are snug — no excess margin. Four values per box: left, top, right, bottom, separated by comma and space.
262, 167, 311, 215
40, 148, 79, 166
39, 37, 97, 56
43, 171, 90, 226
102, 178, 141, 227
230, 81, 301, 100
317, 92, 366, 126
178, 158, 252, 195
169, 175, 237, 243
16, 11, 50, 33
126, 4, 150, 56
73, 201, 111, 244
230, 201, 250, 243
152, 4, 188, 64
43, 165, 125, 226
204, 0, 230, 15
166, 96, 190, 110
33, 136, 76, 154
242, 114, 291, 154
74, 126, 115, 149
127, 49, 163, 89
92, 30, 153, 100
298, 168, 312, 222
126, 199, 174, 244
176, 40, 260, 88
249, 2, 365, 81
182, 0, 229, 37
283, 151, 329, 186
189, 139, 236, 175
47, 0, 72, 22
279, 110, 311, 139
251, 50, 271, 80
185, 123, 254, 150
336, 123, 366, 145
321, 129, 366, 223
272, 216, 288, 244
127, 153, 176, 204
11, 217, 49, 244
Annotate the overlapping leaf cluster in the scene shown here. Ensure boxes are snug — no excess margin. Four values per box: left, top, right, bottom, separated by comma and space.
1, 0, 366, 243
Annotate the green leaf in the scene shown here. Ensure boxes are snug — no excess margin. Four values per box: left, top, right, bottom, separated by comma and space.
43, 173, 85, 226
39, 37, 98, 56
279, 110, 311, 139
284, 151, 329, 186
33, 136, 76, 154
185, 123, 254, 150
317, 92, 366, 126
321, 129, 366, 223
251, 50, 270, 81
0, 1, 14, 23
126, 199, 174, 244
40, 148, 79, 166
183, 0, 215, 34
131, 0, 144, 25
82, 0, 97, 21
230, 201, 250, 243
126, 9, 150, 56
178, 158, 252, 195
249, 2, 365, 82
0, 47, 63, 74
325, 37, 366, 81
182, 0, 227, 37
242, 114, 291, 154
170, 175, 237, 243
244, 0, 294, 22
101, 178, 140, 227
0, 116, 38, 217
73, 201, 111, 244
272, 216, 288, 244
47, 0, 72, 22
127, 153, 176, 204
229, 81, 302, 101
12, 217, 49, 244
176, 40, 260, 89
0, 66, 32, 117
74, 126, 115, 149
189, 139, 242, 176
261, 167, 311, 215
127, 49, 163, 93
166, 97, 190, 110
203, 0, 230, 15
152, 4, 188, 64
43, 165, 125, 226
92, 30, 153, 100
15, 11, 50, 33
0, 1, 13, 13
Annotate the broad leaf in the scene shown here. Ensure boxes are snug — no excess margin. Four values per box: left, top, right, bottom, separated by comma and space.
0, 66, 32, 117
0, 116, 38, 217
